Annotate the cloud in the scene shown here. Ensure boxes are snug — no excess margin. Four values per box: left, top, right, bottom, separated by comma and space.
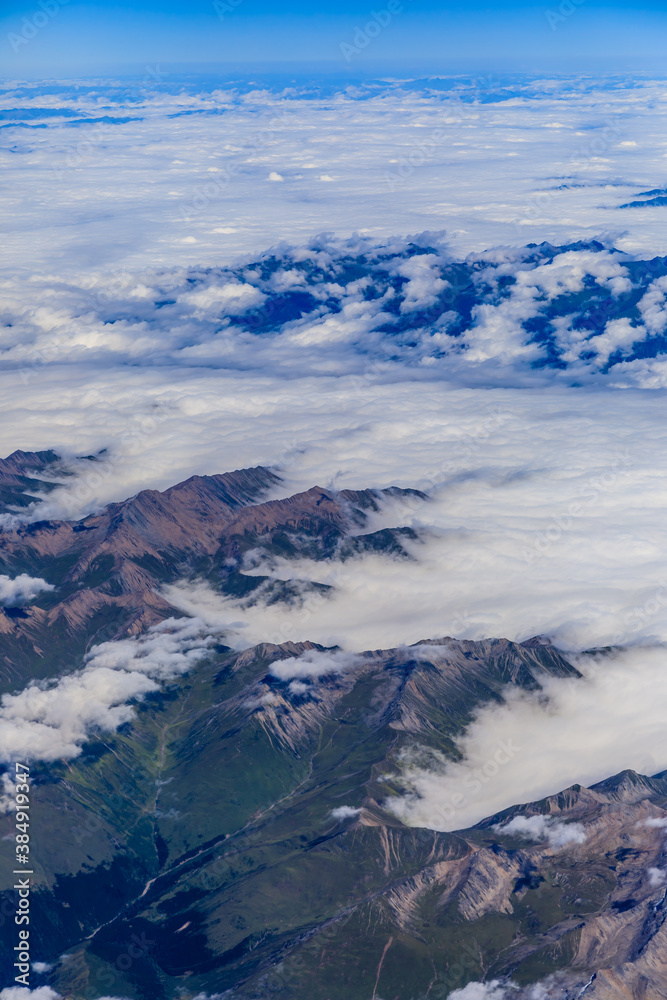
384, 647, 667, 832
270, 648, 361, 681
163, 411, 667, 655
0, 990, 61, 1000
331, 806, 361, 821
5, 79, 667, 857
0, 772, 17, 813
648, 867, 666, 887
447, 980, 561, 999
3, 77, 666, 283
0, 618, 223, 769
0, 574, 53, 607
493, 815, 587, 848
394, 253, 448, 313
447, 982, 511, 999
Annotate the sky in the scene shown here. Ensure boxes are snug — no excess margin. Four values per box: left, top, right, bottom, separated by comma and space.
3, 0, 667, 77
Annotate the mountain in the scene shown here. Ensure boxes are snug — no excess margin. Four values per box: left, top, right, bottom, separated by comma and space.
0, 449, 65, 515
1, 632, 585, 999
0, 454, 424, 691
1, 457, 666, 1000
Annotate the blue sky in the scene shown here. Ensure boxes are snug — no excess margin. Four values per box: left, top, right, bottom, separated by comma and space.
2, 0, 667, 77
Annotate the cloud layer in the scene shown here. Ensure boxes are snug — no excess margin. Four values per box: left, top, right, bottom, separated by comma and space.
385, 646, 667, 831
3, 75, 667, 278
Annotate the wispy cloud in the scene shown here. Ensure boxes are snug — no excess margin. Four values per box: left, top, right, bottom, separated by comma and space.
0, 618, 223, 768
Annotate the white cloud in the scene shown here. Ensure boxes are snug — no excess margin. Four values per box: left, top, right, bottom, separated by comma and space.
331, 806, 361, 820
648, 867, 666, 887
639, 276, 667, 335
585, 317, 647, 366
178, 281, 266, 316
159, 390, 667, 655
0, 772, 17, 813
5, 80, 667, 858
286, 680, 308, 695
0, 575, 53, 607
447, 982, 511, 999
384, 647, 667, 832
447, 979, 561, 999
0, 618, 223, 768
270, 648, 361, 681
494, 815, 587, 848
395, 254, 448, 313
0, 990, 61, 1000
4, 78, 667, 282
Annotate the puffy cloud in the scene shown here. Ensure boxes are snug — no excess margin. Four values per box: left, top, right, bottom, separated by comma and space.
331, 806, 361, 821
494, 815, 587, 848
0, 618, 223, 768
585, 317, 647, 366
639, 276, 667, 335
0, 574, 53, 607
270, 649, 362, 681
178, 281, 266, 316
448, 983, 511, 999
395, 254, 448, 313
0, 772, 17, 813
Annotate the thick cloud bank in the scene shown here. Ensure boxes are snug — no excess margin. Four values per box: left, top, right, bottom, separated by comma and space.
3, 75, 667, 278
165, 413, 667, 654
0, 574, 53, 606
385, 647, 667, 831
0, 618, 222, 769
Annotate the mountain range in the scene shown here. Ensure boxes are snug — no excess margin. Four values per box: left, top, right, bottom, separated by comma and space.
1, 451, 666, 999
